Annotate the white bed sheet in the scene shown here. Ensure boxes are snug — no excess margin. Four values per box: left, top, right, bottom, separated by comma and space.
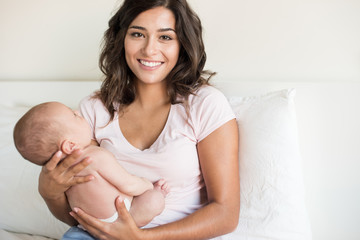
0, 229, 55, 240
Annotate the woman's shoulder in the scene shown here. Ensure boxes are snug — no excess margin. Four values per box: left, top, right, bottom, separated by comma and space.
79, 92, 107, 113
187, 84, 233, 117
185, 85, 235, 142
195, 84, 223, 95
80, 92, 101, 106
188, 85, 227, 104
79, 92, 113, 127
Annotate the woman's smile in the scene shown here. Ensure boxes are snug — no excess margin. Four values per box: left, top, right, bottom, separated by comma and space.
138, 59, 164, 69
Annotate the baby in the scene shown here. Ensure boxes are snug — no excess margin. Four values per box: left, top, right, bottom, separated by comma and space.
13, 101, 169, 228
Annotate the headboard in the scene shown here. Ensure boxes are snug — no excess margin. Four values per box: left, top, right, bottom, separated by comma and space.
0, 80, 101, 108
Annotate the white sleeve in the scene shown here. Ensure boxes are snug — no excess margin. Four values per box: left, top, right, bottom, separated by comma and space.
79, 95, 97, 140
189, 86, 235, 142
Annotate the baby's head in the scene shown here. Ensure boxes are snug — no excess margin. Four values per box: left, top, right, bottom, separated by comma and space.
13, 102, 92, 165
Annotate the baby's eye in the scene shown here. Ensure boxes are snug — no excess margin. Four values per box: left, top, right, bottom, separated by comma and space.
73, 111, 80, 117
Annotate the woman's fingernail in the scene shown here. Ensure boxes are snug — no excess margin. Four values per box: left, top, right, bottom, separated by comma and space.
56, 151, 62, 157
73, 208, 79, 213
117, 196, 123, 202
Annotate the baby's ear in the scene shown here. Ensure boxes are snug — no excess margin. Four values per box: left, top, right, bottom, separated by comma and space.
61, 140, 78, 154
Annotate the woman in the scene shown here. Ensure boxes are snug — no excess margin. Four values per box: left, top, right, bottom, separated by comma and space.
38, 0, 239, 239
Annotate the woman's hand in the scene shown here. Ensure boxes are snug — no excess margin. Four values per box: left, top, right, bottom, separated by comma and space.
38, 149, 94, 200
70, 196, 142, 240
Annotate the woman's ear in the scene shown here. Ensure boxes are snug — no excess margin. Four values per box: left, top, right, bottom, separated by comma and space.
61, 140, 78, 154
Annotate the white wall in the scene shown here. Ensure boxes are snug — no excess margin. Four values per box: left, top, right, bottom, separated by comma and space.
1, 0, 359, 81
194, 0, 360, 82
0, 0, 117, 80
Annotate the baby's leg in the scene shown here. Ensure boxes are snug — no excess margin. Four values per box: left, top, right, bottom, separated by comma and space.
129, 179, 170, 227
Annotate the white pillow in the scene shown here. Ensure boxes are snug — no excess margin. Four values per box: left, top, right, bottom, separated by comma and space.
223, 89, 312, 240
0, 105, 68, 239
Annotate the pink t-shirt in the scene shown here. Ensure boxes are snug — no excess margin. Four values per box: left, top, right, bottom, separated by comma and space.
79, 85, 235, 229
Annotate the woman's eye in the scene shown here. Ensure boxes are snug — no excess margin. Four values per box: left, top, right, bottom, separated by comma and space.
131, 32, 144, 38
160, 35, 172, 41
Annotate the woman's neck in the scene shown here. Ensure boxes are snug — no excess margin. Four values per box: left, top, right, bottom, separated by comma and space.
134, 80, 170, 110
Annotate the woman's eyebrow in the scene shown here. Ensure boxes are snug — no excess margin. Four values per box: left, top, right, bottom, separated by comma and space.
129, 25, 176, 33
158, 28, 176, 33
129, 25, 146, 30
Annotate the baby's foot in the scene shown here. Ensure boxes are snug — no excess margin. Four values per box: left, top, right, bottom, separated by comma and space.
154, 179, 170, 197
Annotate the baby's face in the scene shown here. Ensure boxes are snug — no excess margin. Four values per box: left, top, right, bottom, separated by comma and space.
48, 102, 92, 148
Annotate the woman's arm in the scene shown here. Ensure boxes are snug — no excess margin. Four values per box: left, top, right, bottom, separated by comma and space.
71, 119, 239, 239
144, 119, 240, 239
38, 149, 94, 226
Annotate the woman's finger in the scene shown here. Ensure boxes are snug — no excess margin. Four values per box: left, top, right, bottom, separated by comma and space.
70, 213, 100, 237
44, 151, 63, 171
58, 149, 84, 172
66, 156, 92, 175
72, 174, 95, 185
114, 196, 141, 238
115, 196, 136, 227
70, 209, 105, 239
115, 196, 129, 218
74, 208, 104, 230
65, 156, 94, 185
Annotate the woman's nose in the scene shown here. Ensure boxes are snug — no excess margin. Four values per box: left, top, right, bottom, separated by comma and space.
142, 37, 158, 56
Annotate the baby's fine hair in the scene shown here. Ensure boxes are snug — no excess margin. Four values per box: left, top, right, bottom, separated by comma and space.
13, 102, 62, 165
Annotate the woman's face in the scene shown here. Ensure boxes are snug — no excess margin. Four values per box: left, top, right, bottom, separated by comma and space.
124, 7, 180, 86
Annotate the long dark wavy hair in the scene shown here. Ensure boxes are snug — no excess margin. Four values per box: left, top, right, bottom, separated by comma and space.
98, 0, 214, 120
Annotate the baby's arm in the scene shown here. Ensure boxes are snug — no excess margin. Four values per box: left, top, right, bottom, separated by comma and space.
89, 147, 153, 196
